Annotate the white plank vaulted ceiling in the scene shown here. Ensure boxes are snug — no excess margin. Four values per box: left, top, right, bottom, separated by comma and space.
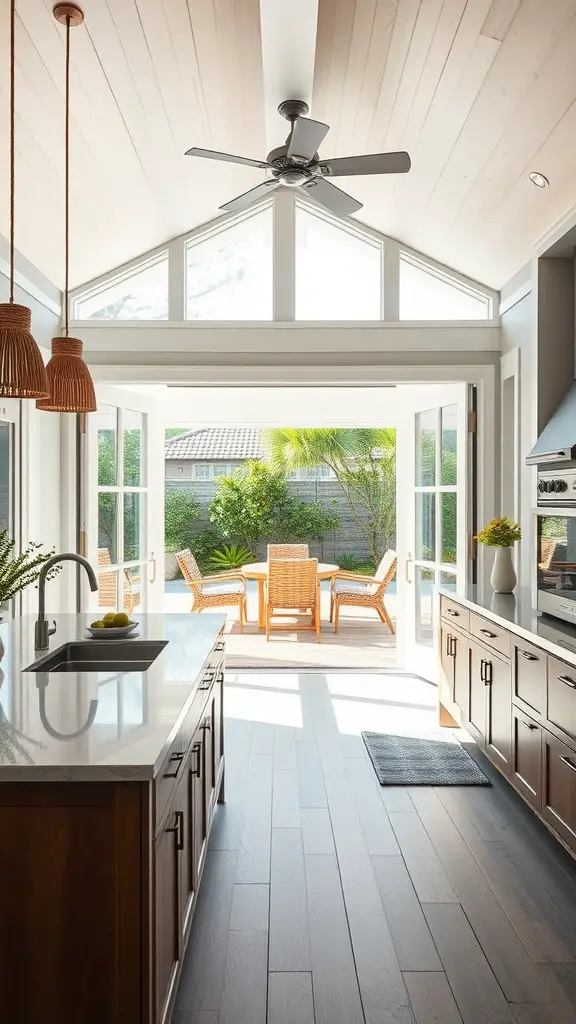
2, 0, 576, 291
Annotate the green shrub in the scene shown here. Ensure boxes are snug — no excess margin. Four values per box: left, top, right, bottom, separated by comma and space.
337, 553, 376, 575
191, 529, 225, 572
209, 544, 253, 571
165, 489, 200, 553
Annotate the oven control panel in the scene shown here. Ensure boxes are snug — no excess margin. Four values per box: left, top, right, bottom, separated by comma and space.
538, 469, 576, 504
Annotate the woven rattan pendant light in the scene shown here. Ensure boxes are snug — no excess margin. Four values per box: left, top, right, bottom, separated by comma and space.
37, 3, 96, 413
0, 1, 49, 398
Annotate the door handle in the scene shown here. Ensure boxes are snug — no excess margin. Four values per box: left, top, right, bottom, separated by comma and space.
558, 675, 576, 689
191, 741, 202, 777
520, 721, 538, 731
519, 650, 537, 661
149, 552, 156, 584
560, 755, 576, 775
405, 556, 413, 584
166, 810, 184, 851
480, 628, 497, 639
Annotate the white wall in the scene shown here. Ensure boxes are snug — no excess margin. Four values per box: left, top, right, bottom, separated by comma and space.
0, 252, 68, 612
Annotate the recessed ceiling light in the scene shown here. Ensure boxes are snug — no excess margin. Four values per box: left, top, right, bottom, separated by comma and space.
529, 171, 549, 189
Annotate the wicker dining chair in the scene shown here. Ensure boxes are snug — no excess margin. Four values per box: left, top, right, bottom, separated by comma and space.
266, 558, 321, 642
97, 548, 141, 615
267, 543, 309, 559
176, 548, 247, 632
330, 550, 397, 634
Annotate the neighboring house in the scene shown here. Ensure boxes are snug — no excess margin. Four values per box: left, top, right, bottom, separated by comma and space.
164, 427, 334, 481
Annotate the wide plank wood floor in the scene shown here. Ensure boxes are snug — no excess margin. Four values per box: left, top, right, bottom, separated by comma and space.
173, 670, 576, 1024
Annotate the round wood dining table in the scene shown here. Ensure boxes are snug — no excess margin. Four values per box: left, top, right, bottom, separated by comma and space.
241, 561, 339, 630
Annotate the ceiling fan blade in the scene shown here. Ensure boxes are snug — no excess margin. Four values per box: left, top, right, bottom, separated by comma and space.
287, 117, 330, 163
320, 151, 411, 176
185, 146, 271, 170
219, 180, 279, 213
300, 177, 362, 217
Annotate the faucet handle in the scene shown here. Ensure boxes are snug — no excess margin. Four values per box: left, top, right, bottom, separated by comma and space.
49, 620, 57, 637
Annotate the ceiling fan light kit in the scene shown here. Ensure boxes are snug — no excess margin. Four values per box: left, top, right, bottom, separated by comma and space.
0, 0, 49, 399
186, 100, 411, 218
37, 2, 96, 413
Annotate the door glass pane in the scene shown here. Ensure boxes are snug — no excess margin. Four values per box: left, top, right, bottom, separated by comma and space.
123, 565, 143, 616
0, 423, 12, 533
97, 568, 119, 614
415, 566, 435, 647
186, 206, 273, 320
417, 409, 436, 486
98, 406, 118, 486
124, 410, 143, 486
441, 405, 458, 485
295, 205, 382, 319
439, 571, 457, 591
441, 493, 457, 564
98, 493, 118, 564
124, 493, 145, 562
416, 493, 436, 561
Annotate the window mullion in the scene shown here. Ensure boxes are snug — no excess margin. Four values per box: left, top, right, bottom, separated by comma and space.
273, 190, 295, 321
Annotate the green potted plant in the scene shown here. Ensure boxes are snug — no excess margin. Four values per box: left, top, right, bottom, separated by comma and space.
0, 531, 60, 659
475, 517, 521, 593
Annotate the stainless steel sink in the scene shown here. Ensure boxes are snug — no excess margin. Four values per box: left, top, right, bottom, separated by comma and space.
26, 640, 167, 673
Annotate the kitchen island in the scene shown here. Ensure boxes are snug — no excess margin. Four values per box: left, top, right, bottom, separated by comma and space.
438, 586, 576, 859
0, 612, 226, 1024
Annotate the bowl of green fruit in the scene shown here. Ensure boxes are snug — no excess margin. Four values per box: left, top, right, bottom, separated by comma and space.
86, 612, 139, 639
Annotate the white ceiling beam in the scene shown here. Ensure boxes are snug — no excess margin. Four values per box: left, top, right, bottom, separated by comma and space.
259, 0, 320, 153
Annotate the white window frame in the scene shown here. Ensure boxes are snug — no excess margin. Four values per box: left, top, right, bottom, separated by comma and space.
398, 248, 493, 321
71, 250, 169, 321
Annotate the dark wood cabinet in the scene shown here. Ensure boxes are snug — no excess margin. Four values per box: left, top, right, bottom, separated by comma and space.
469, 641, 487, 747
155, 801, 183, 1024
514, 641, 546, 719
512, 707, 542, 808
486, 651, 512, 775
0, 642, 225, 1024
543, 730, 576, 853
548, 657, 576, 746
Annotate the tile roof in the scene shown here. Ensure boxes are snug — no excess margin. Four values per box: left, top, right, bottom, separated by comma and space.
165, 427, 264, 461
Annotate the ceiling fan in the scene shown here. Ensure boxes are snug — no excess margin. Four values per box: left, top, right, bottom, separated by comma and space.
185, 100, 411, 218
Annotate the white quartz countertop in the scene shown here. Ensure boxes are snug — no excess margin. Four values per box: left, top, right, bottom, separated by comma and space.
438, 585, 576, 667
0, 613, 225, 781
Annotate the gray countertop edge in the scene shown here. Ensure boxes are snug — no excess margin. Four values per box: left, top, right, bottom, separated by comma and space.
437, 586, 576, 668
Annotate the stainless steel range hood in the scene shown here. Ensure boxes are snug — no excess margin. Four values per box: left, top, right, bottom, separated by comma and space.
527, 380, 576, 465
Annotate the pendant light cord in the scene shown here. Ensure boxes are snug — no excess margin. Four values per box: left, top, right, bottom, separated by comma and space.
64, 14, 71, 337
9, 0, 15, 303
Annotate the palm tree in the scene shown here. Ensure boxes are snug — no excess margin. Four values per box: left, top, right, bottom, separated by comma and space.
264, 428, 396, 564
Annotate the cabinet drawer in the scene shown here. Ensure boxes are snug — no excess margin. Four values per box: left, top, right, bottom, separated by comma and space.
548, 657, 576, 745
514, 641, 546, 718
440, 597, 469, 631
155, 729, 186, 832
512, 708, 542, 809
543, 730, 576, 853
470, 612, 510, 660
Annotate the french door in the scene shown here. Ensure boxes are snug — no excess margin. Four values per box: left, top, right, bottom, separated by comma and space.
82, 385, 164, 615
396, 383, 471, 679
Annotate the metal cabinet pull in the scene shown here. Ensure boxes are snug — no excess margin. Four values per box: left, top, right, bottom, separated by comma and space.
483, 660, 493, 685
201, 717, 211, 732
558, 675, 576, 689
445, 608, 459, 617
480, 628, 497, 639
191, 741, 202, 778
450, 636, 457, 657
520, 721, 538, 731
519, 650, 537, 661
446, 634, 452, 657
215, 640, 225, 652
560, 755, 576, 775
166, 810, 184, 850
200, 670, 216, 691
480, 659, 486, 682
163, 752, 185, 779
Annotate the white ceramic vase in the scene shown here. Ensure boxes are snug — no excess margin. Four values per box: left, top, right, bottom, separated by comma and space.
491, 546, 517, 594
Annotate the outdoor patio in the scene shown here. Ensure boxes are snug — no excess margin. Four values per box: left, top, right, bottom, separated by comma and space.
164, 579, 397, 669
